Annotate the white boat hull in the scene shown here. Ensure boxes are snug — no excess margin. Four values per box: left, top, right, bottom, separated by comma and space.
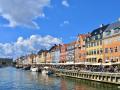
42, 70, 48, 75
30, 67, 38, 72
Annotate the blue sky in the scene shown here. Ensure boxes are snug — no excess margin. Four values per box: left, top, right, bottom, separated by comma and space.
0, 0, 119, 58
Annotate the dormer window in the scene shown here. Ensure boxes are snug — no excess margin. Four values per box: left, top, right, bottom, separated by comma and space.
87, 38, 89, 41
106, 30, 111, 35
113, 27, 120, 33
98, 34, 101, 39
92, 36, 95, 40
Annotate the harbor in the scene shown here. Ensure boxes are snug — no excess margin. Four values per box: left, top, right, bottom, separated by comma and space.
0, 67, 120, 90
14, 18, 120, 86
0, 0, 120, 90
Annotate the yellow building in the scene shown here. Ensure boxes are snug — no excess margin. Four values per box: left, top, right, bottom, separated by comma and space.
27, 54, 37, 65
86, 25, 109, 63
37, 50, 47, 63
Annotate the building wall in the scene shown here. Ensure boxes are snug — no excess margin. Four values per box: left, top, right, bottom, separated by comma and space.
66, 42, 75, 63
46, 52, 51, 63
39, 52, 47, 63
0, 58, 13, 66
27, 54, 36, 64
85, 25, 108, 63
103, 24, 120, 63
60, 44, 67, 63
86, 40, 103, 63
36, 54, 41, 64
75, 34, 88, 63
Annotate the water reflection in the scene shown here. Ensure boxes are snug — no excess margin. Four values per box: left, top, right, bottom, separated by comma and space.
0, 67, 119, 90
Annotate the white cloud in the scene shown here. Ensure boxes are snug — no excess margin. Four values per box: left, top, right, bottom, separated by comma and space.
62, 0, 69, 7
0, 0, 50, 28
0, 35, 62, 59
60, 20, 70, 27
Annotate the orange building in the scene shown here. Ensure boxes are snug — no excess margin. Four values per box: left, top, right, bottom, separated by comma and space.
60, 44, 67, 63
103, 21, 120, 63
75, 34, 89, 63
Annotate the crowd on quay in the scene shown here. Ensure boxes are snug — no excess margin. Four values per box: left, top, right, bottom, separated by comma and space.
53, 64, 120, 73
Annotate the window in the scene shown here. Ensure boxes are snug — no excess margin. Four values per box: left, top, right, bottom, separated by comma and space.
106, 30, 111, 35
98, 34, 101, 39
113, 27, 120, 33
94, 50, 96, 55
115, 47, 118, 52
100, 49, 103, 54
100, 40, 102, 45
97, 41, 99, 46
110, 48, 113, 53
91, 42, 93, 47
97, 49, 99, 54
94, 42, 96, 46
91, 50, 93, 55
105, 48, 108, 53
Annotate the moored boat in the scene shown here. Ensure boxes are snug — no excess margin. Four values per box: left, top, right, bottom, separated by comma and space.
30, 67, 38, 72
42, 66, 54, 75
23, 66, 31, 70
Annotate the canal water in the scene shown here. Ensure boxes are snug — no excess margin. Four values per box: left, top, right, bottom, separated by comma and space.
0, 67, 119, 90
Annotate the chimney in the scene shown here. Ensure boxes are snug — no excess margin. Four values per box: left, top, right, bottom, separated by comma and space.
100, 24, 104, 27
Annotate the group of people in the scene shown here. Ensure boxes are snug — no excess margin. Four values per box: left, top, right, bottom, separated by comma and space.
54, 64, 120, 73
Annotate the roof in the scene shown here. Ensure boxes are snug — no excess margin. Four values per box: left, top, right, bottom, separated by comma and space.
78, 34, 90, 39
67, 41, 76, 46
105, 21, 120, 31
90, 24, 109, 36
49, 44, 61, 51
37, 49, 48, 55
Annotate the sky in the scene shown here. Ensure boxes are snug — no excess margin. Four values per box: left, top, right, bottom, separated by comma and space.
0, 0, 120, 59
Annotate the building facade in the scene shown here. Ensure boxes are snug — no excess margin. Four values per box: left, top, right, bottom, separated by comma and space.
60, 44, 67, 63
86, 25, 109, 63
103, 21, 120, 63
66, 42, 76, 63
37, 50, 47, 63
50, 45, 61, 63
75, 34, 89, 63
46, 51, 52, 63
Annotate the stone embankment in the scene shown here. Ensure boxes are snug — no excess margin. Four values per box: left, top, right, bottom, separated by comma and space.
55, 69, 120, 85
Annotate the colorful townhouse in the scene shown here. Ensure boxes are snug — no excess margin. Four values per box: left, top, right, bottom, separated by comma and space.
66, 42, 76, 64
60, 44, 67, 63
16, 56, 24, 65
103, 21, 120, 63
75, 34, 89, 63
46, 50, 52, 63
50, 45, 61, 63
22, 56, 28, 65
37, 50, 47, 63
36, 54, 41, 64
85, 24, 109, 63
24, 54, 36, 65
